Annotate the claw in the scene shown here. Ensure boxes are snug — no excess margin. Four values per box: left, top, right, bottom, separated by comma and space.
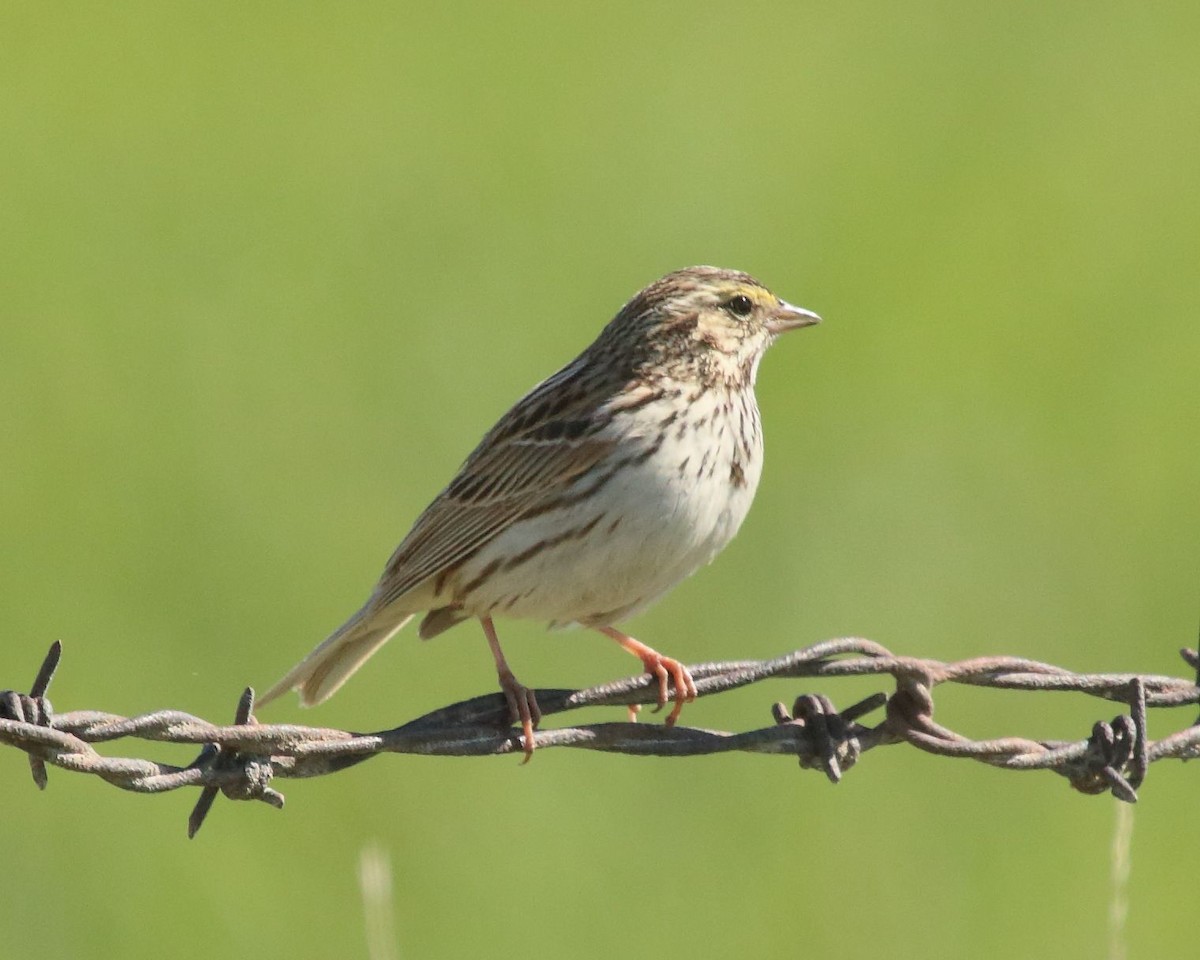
482, 617, 540, 761
599, 627, 697, 726
497, 669, 540, 763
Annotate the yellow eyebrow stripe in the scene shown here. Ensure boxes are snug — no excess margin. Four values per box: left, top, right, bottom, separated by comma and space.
719, 283, 773, 307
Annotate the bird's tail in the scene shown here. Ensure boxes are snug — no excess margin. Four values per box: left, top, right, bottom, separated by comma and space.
258, 604, 414, 707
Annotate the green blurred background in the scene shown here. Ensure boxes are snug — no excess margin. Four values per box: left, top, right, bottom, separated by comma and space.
2, 3, 1197, 957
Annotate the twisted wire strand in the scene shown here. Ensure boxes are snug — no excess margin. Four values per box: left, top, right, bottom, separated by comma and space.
2, 640, 1198, 836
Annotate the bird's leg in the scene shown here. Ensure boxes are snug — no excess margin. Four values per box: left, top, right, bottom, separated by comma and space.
480, 616, 540, 762
597, 627, 697, 726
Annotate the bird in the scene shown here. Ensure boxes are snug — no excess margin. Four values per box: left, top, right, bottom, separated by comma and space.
259, 265, 820, 760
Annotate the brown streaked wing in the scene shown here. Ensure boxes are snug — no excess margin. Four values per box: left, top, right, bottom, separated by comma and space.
372, 367, 620, 607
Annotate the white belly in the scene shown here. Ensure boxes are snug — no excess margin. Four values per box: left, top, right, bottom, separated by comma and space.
449, 388, 763, 626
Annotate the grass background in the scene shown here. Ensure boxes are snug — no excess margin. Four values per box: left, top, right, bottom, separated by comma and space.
2, 3, 1196, 957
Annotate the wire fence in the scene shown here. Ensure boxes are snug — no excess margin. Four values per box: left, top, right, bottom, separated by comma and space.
3, 639, 1199, 836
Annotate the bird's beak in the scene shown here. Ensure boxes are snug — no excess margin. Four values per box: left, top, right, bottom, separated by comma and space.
764, 300, 821, 335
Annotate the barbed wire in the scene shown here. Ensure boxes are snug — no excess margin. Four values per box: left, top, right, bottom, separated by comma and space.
3, 639, 1199, 837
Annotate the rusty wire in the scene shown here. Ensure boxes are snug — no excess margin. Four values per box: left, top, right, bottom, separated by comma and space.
2, 640, 1199, 836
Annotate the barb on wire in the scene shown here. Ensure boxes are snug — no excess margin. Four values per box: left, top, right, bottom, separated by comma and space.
2, 640, 1199, 836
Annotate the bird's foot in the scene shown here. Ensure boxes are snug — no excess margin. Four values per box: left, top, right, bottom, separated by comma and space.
600, 628, 697, 726
481, 616, 540, 762
497, 668, 541, 763
640, 651, 697, 726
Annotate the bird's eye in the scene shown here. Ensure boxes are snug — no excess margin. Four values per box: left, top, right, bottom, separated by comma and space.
725, 294, 753, 318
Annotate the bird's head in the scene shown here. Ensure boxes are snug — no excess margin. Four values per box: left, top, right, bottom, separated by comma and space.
597, 266, 820, 386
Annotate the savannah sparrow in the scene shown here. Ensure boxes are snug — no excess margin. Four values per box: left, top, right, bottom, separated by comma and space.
260, 266, 820, 759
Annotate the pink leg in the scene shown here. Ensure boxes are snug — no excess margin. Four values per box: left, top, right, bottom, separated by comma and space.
598, 627, 697, 726
481, 617, 540, 762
